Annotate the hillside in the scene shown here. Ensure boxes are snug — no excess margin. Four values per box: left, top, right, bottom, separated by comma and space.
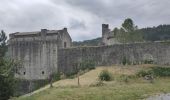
139, 25, 170, 41
15, 65, 170, 100
73, 37, 102, 47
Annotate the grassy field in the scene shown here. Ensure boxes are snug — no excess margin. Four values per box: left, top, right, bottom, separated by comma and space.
14, 65, 170, 100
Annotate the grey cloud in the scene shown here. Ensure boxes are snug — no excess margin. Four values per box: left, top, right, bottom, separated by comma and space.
69, 19, 86, 30
0, 1, 65, 32
0, 0, 170, 41
63, 0, 170, 27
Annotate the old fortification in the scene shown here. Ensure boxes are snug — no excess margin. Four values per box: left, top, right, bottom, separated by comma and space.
8, 28, 72, 95
58, 42, 170, 74
8, 28, 72, 80
8, 24, 170, 95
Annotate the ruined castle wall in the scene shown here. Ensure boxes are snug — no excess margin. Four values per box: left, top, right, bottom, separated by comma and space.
58, 42, 170, 73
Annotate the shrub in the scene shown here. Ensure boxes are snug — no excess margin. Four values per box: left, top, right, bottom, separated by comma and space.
151, 67, 170, 77
118, 75, 129, 83
136, 70, 153, 77
65, 71, 78, 79
99, 70, 113, 81
136, 67, 170, 78
52, 72, 61, 81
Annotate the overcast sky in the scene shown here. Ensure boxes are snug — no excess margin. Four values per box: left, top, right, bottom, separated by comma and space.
0, 0, 170, 41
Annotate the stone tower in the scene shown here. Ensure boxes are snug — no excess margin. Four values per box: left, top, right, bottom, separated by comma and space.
8, 28, 72, 80
102, 24, 119, 45
102, 24, 110, 45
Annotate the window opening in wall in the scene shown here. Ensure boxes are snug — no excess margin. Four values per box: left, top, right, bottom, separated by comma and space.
42, 71, 45, 75
23, 72, 26, 75
64, 42, 67, 48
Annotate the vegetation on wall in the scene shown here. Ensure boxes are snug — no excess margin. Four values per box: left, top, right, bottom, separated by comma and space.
79, 60, 96, 70
66, 60, 96, 77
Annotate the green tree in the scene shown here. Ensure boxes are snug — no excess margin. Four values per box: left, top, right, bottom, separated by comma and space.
0, 30, 7, 58
0, 30, 16, 100
113, 27, 119, 36
116, 18, 144, 43
122, 18, 135, 32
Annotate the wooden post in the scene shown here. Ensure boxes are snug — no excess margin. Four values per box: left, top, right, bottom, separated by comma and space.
78, 71, 80, 86
77, 63, 80, 86
49, 74, 53, 88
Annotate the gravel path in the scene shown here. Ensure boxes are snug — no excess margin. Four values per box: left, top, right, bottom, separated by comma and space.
146, 94, 170, 100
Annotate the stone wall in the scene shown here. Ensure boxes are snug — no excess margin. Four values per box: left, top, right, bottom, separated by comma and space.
58, 42, 170, 74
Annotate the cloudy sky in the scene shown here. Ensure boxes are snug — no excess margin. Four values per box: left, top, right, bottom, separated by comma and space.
0, 0, 170, 41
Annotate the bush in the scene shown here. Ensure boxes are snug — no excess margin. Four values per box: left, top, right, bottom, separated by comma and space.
99, 70, 113, 81
65, 71, 77, 79
151, 67, 170, 77
136, 70, 153, 77
52, 72, 61, 81
136, 67, 170, 78
118, 75, 130, 83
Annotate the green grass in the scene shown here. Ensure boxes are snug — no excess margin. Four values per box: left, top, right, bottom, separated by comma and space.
15, 79, 170, 100
14, 65, 170, 100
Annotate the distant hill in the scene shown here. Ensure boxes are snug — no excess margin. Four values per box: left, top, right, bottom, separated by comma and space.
73, 25, 170, 46
73, 37, 102, 47
139, 25, 170, 41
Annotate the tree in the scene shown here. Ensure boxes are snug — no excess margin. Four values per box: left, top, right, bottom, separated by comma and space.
115, 18, 144, 43
0, 30, 7, 58
122, 18, 135, 32
0, 30, 16, 100
114, 18, 144, 65
113, 27, 119, 36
